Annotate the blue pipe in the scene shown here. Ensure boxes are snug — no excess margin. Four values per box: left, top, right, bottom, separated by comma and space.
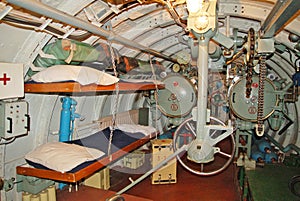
257, 140, 271, 153
265, 152, 278, 163
58, 97, 79, 189
251, 151, 265, 162
265, 134, 300, 155
59, 97, 72, 142
59, 97, 79, 141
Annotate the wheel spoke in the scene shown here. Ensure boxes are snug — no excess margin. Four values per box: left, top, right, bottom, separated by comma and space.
200, 163, 204, 172
173, 117, 235, 176
186, 122, 197, 137
218, 150, 232, 158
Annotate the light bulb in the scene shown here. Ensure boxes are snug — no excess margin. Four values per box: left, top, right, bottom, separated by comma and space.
186, 0, 203, 13
195, 13, 209, 30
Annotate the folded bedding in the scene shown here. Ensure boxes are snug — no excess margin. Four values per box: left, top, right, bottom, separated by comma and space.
30, 65, 119, 85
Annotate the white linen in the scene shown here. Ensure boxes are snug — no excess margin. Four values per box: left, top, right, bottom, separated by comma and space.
25, 142, 105, 173
31, 65, 119, 85
112, 124, 156, 136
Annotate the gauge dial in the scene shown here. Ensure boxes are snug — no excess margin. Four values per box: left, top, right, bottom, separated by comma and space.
176, 51, 191, 65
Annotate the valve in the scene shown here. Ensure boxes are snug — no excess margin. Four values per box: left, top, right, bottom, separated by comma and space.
265, 152, 278, 163
0, 177, 15, 192
257, 139, 271, 154
251, 150, 265, 163
268, 112, 283, 131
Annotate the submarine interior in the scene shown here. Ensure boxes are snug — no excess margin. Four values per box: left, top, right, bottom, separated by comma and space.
0, 0, 300, 200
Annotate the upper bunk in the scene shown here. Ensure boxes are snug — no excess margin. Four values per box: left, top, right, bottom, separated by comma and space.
24, 80, 164, 94
22, 39, 166, 95
24, 64, 164, 94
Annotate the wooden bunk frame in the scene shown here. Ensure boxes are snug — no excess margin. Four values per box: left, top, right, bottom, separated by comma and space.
18, 80, 163, 183
17, 132, 157, 183
24, 81, 164, 94
17, 109, 158, 183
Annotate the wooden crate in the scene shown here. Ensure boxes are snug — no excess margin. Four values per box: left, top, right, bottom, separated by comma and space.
123, 150, 145, 169
151, 139, 177, 184
84, 167, 110, 190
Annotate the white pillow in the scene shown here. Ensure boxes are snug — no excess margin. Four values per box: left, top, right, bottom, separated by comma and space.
25, 142, 105, 173
31, 65, 119, 85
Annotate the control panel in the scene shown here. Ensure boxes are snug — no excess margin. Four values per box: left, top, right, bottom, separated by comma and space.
0, 100, 29, 139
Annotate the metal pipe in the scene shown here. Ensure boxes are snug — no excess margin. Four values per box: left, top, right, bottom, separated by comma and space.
260, 0, 300, 38
264, 133, 300, 154
196, 37, 210, 139
58, 97, 74, 190
59, 97, 73, 142
6, 0, 177, 63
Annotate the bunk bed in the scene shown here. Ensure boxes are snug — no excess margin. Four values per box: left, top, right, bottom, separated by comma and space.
17, 74, 164, 184
17, 109, 159, 183
24, 80, 164, 94
24, 64, 165, 94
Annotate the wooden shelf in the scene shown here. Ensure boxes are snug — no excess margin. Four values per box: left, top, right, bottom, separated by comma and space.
24, 81, 164, 94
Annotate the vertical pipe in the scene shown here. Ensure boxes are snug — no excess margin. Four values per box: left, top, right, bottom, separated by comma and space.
196, 37, 210, 139
58, 97, 80, 189
59, 97, 72, 142
58, 97, 73, 190
226, 16, 230, 37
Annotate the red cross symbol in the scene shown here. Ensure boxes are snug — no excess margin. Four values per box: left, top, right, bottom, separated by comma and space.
0, 73, 11, 85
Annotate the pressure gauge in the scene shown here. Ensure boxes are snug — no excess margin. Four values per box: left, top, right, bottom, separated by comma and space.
228, 76, 277, 121
172, 64, 181, 72
176, 51, 191, 65
157, 74, 196, 117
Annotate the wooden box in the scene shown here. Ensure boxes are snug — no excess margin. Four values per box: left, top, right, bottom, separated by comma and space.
123, 150, 145, 169
84, 167, 110, 190
151, 139, 177, 184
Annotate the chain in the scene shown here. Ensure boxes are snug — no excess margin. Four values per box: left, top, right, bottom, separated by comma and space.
245, 28, 267, 136
256, 55, 267, 136
245, 28, 255, 98
246, 63, 254, 98
149, 54, 159, 138
107, 41, 119, 160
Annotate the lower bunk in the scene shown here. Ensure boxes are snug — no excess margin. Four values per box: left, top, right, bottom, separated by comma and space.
16, 109, 158, 194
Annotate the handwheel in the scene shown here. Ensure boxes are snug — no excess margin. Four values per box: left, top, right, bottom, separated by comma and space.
289, 175, 300, 197
173, 117, 235, 176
